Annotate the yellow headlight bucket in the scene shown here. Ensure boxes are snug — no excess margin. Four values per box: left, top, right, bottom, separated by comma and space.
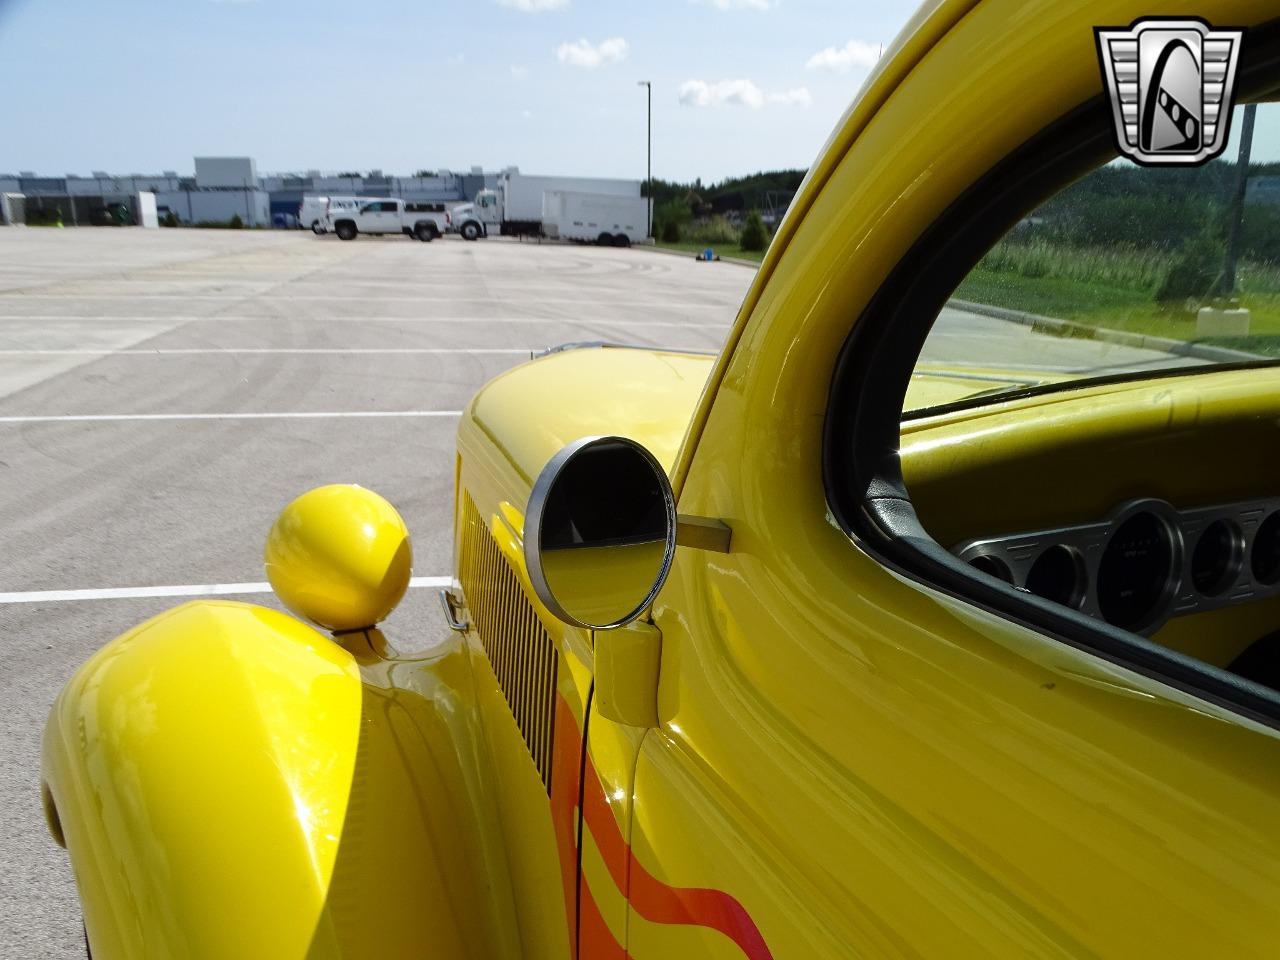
264, 484, 412, 631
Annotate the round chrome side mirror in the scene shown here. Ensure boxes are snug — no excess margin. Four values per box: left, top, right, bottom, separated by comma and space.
524, 436, 676, 630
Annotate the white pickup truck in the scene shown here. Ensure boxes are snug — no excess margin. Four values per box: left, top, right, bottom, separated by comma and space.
328, 198, 449, 242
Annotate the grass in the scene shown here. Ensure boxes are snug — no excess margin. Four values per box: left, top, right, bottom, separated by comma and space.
655, 239, 766, 263
954, 239, 1280, 357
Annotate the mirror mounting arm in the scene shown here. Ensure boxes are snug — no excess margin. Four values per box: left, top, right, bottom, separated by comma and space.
676, 515, 732, 554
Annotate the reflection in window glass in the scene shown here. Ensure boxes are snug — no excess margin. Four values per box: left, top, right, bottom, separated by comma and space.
907, 102, 1280, 414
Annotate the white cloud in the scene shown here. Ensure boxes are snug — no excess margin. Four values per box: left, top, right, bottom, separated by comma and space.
522, 109, 534, 119
678, 79, 810, 109
693, 0, 773, 9
805, 39, 879, 72
555, 37, 628, 68
499, 0, 568, 11
679, 79, 765, 108
510, 64, 528, 79
768, 87, 812, 107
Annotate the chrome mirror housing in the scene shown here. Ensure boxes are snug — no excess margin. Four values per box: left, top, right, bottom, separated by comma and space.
524, 436, 677, 630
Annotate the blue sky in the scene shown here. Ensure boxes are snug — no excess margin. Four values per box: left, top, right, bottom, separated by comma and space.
0, 0, 915, 182
3, 2, 1275, 183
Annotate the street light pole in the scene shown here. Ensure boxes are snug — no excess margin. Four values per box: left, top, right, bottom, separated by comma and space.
638, 80, 651, 238
1220, 103, 1257, 298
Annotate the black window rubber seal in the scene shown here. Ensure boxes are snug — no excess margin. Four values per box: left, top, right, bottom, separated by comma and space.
823, 19, 1280, 732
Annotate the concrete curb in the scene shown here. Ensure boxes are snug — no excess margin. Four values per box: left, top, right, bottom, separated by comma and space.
643, 243, 760, 269
948, 298, 1262, 363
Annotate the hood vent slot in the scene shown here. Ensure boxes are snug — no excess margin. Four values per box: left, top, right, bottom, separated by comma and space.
459, 491, 557, 792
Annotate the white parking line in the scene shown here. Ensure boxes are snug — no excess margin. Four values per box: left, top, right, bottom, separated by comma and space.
0, 410, 463, 424
0, 575, 451, 604
0, 294, 731, 307
0, 314, 731, 330
0, 348, 534, 356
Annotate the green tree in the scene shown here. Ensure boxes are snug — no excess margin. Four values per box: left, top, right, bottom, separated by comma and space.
655, 197, 692, 245
228, 213, 244, 230
740, 209, 768, 252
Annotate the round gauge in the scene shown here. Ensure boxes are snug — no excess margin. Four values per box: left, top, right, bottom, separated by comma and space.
1252, 511, 1280, 586
1024, 544, 1086, 608
968, 554, 1013, 584
1190, 519, 1243, 597
1096, 510, 1176, 631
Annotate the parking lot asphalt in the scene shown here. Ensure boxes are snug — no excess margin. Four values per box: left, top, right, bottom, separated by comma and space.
0, 227, 1197, 958
0, 228, 749, 958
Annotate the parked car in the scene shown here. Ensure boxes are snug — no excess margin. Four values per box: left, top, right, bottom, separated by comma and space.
40, 2, 1280, 958
327, 197, 448, 242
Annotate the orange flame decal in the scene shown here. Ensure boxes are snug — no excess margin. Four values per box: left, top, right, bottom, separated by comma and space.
552, 693, 773, 960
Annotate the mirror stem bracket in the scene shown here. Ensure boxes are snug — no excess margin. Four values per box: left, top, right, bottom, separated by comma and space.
676, 515, 732, 554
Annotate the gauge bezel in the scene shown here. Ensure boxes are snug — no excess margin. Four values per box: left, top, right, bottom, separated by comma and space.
1026, 543, 1089, 611
1190, 518, 1246, 599
953, 495, 1280, 636
1252, 510, 1280, 587
1093, 500, 1182, 634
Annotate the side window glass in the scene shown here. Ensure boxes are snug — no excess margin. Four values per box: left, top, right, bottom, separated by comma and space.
907, 102, 1280, 415
891, 98, 1280, 695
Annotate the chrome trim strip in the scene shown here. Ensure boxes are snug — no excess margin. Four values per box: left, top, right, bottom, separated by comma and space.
438, 587, 469, 632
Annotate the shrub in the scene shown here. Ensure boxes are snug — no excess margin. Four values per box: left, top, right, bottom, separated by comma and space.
656, 198, 692, 230
685, 215, 738, 246
1240, 203, 1280, 265
661, 219, 681, 243
1155, 230, 1222, 303
740, 210, 768, 252
161, 211, 179, 228
228, 214, 244, 230
28, 206, 69, 227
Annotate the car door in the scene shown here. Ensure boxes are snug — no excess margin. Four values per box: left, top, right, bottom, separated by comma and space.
623, 2, 1280, 959
355, 201, 384, 233
373, 201, 399, 233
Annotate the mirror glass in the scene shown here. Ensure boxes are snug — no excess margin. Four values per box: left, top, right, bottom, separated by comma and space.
526, 436, 676, 629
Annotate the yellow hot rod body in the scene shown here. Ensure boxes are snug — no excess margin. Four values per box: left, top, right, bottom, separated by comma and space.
42, 0, 1280, 957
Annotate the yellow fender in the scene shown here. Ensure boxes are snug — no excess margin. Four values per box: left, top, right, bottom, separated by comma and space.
42, 599, 513, 959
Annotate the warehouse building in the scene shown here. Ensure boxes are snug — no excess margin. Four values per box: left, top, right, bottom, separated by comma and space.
0, 157, 495, 227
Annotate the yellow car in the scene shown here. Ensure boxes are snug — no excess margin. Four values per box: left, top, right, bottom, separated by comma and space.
41, 1, 1280, 957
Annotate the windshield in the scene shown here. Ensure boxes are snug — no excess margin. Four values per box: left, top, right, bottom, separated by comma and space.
906, 100, 1280, 414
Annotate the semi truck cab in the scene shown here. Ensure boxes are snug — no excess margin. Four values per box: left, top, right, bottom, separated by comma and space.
453, 191, 502, 241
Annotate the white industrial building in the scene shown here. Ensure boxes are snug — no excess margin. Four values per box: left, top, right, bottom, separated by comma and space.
0, 157, 498, 228
0, 158, 271, 227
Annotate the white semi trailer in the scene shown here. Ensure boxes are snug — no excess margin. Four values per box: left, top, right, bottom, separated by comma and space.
541, 191, 649, 247
451, 170, 646, 243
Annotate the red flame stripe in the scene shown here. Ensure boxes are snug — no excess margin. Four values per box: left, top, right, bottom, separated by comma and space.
579, 880, 629, 959
580, 723, 774, 959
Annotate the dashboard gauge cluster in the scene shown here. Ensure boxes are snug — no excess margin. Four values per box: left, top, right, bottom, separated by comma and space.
953, 497, 1280, 635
